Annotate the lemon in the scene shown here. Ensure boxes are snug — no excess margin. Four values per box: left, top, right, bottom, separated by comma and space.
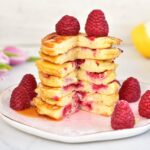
131, 22, 150, 58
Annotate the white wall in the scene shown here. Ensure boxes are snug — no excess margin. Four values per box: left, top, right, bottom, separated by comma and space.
0, 0, 150, 46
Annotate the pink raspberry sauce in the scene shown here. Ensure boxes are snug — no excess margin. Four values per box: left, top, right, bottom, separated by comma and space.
72, 92, 80, 105
63, 104, 72, 117
63, 83, 76, 91
86, 71, 105, 79
92, 84, 107, 92
76, 81, 83, 88
79, 101, 92, 111
63, 94, 79, 117
63, 81, 83, 91
75, 59, 85, 68
76, 91, 87, 100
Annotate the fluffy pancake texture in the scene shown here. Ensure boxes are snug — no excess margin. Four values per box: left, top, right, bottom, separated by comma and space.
33, 97, 78, 119
80, 102, 116, 116
79, 93, 119, 116
36, 83, 74, 99
39, 69, 116, 87
77, 69, 116, 84
41, 33, 77, 56
37, 92, 75, 106
40, 47, 121, 64
77, 47, 121, 61
78, 33, 122, 49
77, 80, 120, 94
34, 32, 122, 119
78, 93, 119, 106
36, 60, 76, 77
41, 33, 121, 56
36, 80, 119, 100
39, 71, 77, 87
79, 59, 117, 72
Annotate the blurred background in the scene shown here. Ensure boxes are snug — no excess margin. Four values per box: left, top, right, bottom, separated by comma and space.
0, 0, 150, 88
0, 0, 150, 46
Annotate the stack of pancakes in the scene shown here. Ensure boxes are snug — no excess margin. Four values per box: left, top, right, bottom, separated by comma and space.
33, 33, 122, 119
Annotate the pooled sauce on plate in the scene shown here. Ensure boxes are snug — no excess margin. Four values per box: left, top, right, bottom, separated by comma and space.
17, 107, 60, 121
18, 107, 39, 117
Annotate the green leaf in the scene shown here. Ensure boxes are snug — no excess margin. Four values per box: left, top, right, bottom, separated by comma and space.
27, 56, 39, 62
0, 63, 12, 70
4, 52, 18, 57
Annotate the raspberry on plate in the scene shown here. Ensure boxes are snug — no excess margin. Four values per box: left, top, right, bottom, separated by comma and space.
56, 15, 80, 36
119, 77, 141, 102
85, 9, 109, 37
19, 74, 37, 100
10, 86, 31, 110
111, 100, 135, 130
139, 90, 150, 118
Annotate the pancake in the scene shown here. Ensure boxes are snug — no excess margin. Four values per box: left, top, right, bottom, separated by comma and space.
35, 31, 122, 118
77, 80, 120, 95
41, 33, 77, 56
39, 71, 77, 87
77, 69, 116, 84
36, 83, 75, 99
78, 33, 122, 49
40, 48, 77, 64
78, 92, 119, 107
36, 60, 76, 77
33, 97, 79, 120
77, 47, 121, 61
38, 92, 75, 106
79, 59, 117, 72
79, 93, 119, 116
41, 33, 122, 56
80, 102, 115, 116
40, 47, 121, 64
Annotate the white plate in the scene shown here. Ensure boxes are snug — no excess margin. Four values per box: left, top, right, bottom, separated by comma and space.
0, 83, 150, 143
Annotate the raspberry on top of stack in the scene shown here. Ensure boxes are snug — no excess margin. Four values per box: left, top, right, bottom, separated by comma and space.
34, 9, 122, 119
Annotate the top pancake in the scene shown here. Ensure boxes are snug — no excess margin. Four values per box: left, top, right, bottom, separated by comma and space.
41, 33, 122, 56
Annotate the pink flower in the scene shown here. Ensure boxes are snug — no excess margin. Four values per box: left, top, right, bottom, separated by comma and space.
0, 51, 10, 64
3, 46, 29, 65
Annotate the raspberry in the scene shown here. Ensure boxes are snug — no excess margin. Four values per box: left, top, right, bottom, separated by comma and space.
111, 100, 135, 130
63, 104, 72, 117
86, 72, 105, 79
75, 59, 85, 68
10, 86, 31, 110
85, 9, 109, 37
119, 77, 141, 102
56, 15, 80, 36
19, 74, 37, 100
139, 90, 150, 118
